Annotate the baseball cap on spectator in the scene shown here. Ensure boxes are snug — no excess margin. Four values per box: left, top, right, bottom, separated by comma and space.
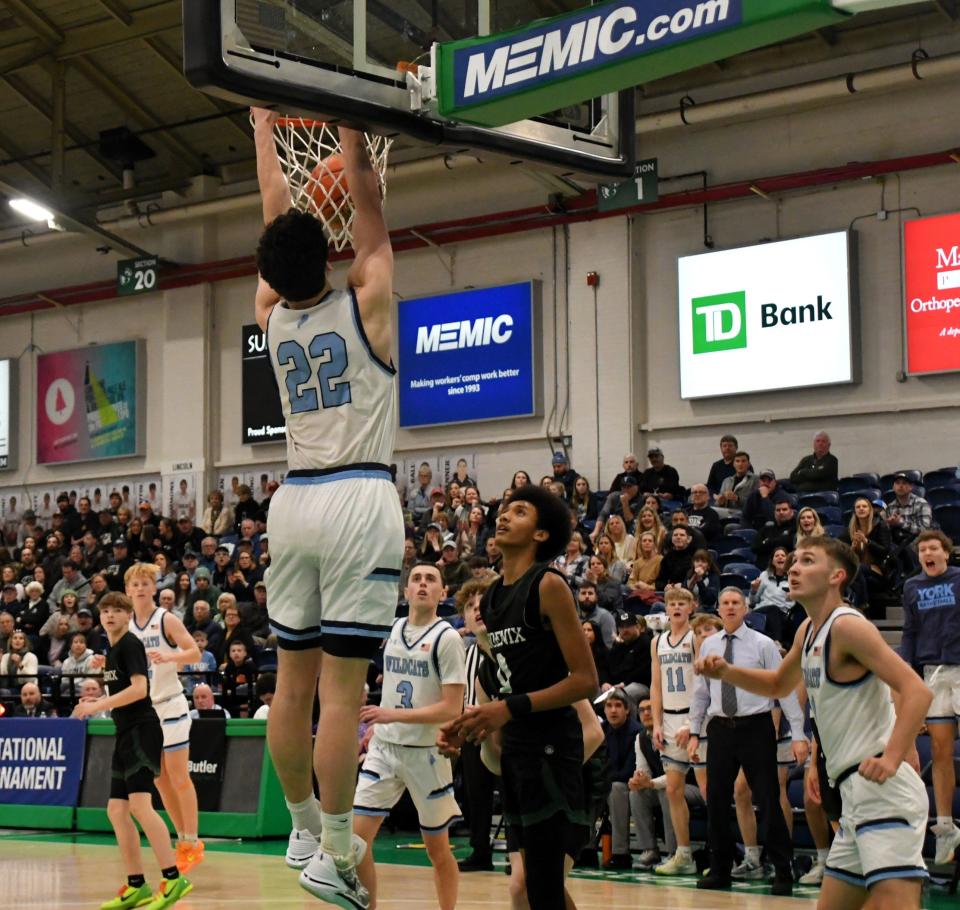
194, 567, 212, 581
77, 607, 93, 617
254, 581, 266, 590
430, 487, 446, 499
893, 472, 911, 482
552, 451, 567, 466
615, 611, 638, 627
2, 583, 16, 592
758, 469, 777, 480
427, 522, 442, 532
442, 537, 457, 550
182, 549, 198, 560
112, 537, 128, 548
872, 498, 886, 509
177, 512, 191, 522
259, 532, 268, 541
621, 473, 640, 488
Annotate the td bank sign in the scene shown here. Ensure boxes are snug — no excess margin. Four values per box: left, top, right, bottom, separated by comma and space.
692, 291, 835, 354
677, 231, 855, 399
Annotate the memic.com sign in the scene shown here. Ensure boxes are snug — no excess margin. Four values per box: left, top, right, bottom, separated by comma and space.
678, 232, 857, 399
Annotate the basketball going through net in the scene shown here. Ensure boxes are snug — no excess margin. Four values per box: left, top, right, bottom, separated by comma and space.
271, 117, 393, 252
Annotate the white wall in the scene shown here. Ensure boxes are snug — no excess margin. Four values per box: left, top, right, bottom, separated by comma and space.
2, 70, 960, 499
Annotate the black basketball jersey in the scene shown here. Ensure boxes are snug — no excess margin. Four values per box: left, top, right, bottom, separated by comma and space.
480, 562, 578, 748
104, 630, 156, 734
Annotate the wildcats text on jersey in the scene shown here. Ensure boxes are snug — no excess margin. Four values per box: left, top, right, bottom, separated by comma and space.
384, 655, 430, 678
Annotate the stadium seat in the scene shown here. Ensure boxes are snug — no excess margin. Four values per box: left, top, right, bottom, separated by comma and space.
840, 489, 881, 512
798, 491, 840, 508
934, 505, 960, 541
880, 470, 922, 488
850, 472, 881, 487
592, 491, 609, 513
924, 469, 960, 491
723, 563, 760, 581
743, 609, 767, 630
713, 538, 746, 557
726, 528, 757, 545
839, 476, 871, 495
817, 506, 842, 525
718, 548, 756, 567
927, 487, 960, 508
720, 573, 751, 591
824, 524, 846, 538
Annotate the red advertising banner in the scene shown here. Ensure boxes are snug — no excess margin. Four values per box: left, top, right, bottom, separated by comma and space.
905, 212, 960, 374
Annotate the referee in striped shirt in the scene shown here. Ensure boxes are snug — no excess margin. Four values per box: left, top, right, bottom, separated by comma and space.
455, 579, 496, 872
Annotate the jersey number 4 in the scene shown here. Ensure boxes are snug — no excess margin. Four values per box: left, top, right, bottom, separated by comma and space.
277, 333, 351, 413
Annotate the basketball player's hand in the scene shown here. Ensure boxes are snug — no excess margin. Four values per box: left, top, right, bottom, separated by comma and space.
89, 654, 106, 671
675, 726, 690, 748
436, 725, 464, 759
792, 740, 810, 767
457, 700, 510, 743
147, 649, 174, 664
359, 705, 398, 725
72, 699, 97, 719
250, 107, 279, 128
686, 735, 700, 762
652, 725, 665, 750
696, 654, 728, 679
858, 753, 898, 784
805, 764, 821, 805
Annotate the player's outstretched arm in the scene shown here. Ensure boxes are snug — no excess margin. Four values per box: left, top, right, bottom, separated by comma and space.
154, 612, 202, 668
831, 615, 932, 782
252, 108, 292, 225
339, 127, 392, 365
697, 617, 808, 699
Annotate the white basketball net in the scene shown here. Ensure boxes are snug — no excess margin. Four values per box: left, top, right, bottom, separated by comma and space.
272, 118, 393, 252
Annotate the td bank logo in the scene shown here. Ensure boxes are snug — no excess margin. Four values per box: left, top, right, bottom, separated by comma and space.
692, 291, 747, 354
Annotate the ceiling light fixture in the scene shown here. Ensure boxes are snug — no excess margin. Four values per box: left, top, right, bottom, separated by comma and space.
9, 197, 55, 222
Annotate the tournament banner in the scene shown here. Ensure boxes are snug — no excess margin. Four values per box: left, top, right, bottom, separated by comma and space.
36, 340, 144, 465
241, 324, 285, 445
904, 212, 960, 375
0, 358, 15, 471
188, 717, 227, 812
0, 718, 87, 806
398, 282, 542, 428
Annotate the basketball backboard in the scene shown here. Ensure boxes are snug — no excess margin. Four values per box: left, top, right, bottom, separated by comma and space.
183, 0, 635, 177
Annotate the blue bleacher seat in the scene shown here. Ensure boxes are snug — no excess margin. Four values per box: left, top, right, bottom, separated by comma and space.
881, 470, 922, 489
798, 491, 840, 509
727, 528, 757, 545
824, 523, 846, 538
927, 487, 960, 508
724, 563, 760, 581
713, 538, 745, 557
839, 476, 871, 495
718, 548, 755, 568
591, 490, 609, 513
720, 573, 751, 591
934, 505, 960, 541
924, 469, 960, 491
840, 489, 881, 512
817, 506, 842, 525
850, 472, 881, 487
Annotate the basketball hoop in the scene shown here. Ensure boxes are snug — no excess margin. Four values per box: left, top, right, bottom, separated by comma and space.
270, 117, 392, 252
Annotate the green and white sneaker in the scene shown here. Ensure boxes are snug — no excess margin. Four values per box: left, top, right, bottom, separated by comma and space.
100, 883, 153, 910
144, 876, 193, 910
654, 852, 697, 876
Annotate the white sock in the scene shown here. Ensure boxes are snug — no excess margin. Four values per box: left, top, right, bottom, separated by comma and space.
286, 795, 324, 839
745, 846, 761, 864
936, 816, 957, 832
675, 845, 692, 859
320, 810, 353, 858
816, 848, 829, 864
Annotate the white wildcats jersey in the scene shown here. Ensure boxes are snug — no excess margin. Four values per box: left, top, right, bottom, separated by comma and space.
657, 628, 695, 713
802, 606, 895, 781
376, 618, 466, 747
267, 289, 397, 470
129, 607, 183, 703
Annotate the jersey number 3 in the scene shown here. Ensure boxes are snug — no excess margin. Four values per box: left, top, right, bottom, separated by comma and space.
277, 333, 351, 413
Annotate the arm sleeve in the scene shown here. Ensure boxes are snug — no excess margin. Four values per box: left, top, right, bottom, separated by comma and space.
436, 628, 468, 686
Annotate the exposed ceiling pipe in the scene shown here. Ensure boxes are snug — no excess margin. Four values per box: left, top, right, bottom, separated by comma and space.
636, 50, 960, 133
2, 144, 958, 318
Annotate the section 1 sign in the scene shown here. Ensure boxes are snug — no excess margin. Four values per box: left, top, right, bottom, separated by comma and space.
0, 359, 15, 470
241, 325, 285, 445
904, 212, 960, 375
398, 282, 541, 428
678, 232, 856, 398
37, 341, 144, 464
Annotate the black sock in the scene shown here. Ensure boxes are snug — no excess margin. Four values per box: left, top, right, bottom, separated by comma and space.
161, 866, 180, 881
128, 874, 146, 889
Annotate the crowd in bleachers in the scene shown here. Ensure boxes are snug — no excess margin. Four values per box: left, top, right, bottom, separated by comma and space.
1, 431, 958, 885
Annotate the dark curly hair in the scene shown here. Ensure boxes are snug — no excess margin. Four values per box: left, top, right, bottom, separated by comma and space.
255, 208, 330, 302
504, 485, 573, 563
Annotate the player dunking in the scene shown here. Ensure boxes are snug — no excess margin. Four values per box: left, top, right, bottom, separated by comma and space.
353, 562, 466, 910
74, 592, 192, 910
124, 563, 203, 872
698, 537, 932, 910
252, 107, 405, 908
444, 486, 598, 910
